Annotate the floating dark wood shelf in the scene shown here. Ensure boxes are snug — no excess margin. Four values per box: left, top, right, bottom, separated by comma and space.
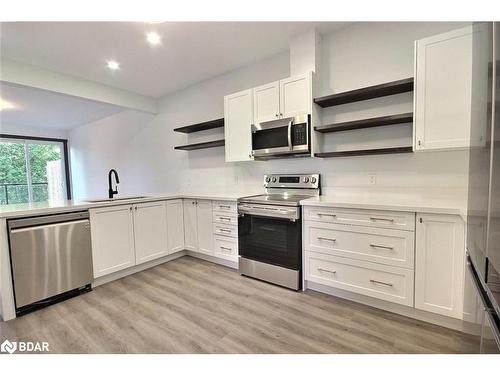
315, 146, 413, 158
315, 113, 414, 133
174, 118, 224, 133
174, 139, 225, 151
314, 78, 414, 108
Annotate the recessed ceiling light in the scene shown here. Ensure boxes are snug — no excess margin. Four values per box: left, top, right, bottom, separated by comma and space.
107, 60, 120, 70
146, 32, 161, 46
0, 98, 15, 111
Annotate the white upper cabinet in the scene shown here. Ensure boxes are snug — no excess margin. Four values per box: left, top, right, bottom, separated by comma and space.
90, 205, 136, 278
196, 200, 214, 255
224, 89, 254, 162
183, 199, 198, 251
280, 73, 312, 119
133, 201, 169, 265
167, 199, 185, 254
254, 81, 280, 123
253, 73, 312, 125
414, 26, 474, 151
415, 213, 465, 318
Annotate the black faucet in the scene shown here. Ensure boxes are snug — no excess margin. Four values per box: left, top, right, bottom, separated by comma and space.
108, 169, 120, 199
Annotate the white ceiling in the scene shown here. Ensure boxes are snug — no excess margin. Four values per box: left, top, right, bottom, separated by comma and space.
0, 22, 348, 98
0, 82, 124, 129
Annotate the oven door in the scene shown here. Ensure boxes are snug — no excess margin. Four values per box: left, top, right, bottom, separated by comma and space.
238, 213, 301, 270
252, 115, 309, 158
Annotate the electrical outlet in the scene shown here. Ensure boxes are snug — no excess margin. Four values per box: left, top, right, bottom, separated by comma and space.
368, 174, 377, 186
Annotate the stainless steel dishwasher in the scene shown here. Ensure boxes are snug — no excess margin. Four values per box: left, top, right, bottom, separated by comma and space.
8, 211, 93, 315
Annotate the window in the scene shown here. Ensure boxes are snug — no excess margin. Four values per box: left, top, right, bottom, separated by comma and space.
0, 135, 71, 205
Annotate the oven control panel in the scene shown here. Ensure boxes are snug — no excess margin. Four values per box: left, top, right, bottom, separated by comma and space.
263, 174, 320, 189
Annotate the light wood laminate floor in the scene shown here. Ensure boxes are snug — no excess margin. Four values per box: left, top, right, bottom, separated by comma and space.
0, 256, 478, 353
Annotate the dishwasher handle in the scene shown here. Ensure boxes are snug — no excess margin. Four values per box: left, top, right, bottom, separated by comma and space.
8, 211, 89, 230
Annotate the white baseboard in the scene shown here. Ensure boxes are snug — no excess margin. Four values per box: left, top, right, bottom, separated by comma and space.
306, 281, 468, 332
185, 251, 238, 269
92, 251, 187, 287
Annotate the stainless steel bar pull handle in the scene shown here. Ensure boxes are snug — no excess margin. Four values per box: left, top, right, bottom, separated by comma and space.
317, 267, 336, 274
317, 236, 336, 242
369, 279, 393, 287
369, 244, 394, 250
317, 213, 336, 217
220, 246, 232, 252
220, 228, 231, 233
220, 216, 232, 221
220, 205, 231, 209
287, 119, 293, 150
369, 217, 394, 222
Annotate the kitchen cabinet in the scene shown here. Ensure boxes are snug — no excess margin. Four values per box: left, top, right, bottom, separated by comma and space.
280, 74, 312, 119
224, 89, 254, 162
253, 81, 280, 123
414, 26, 475, 151
183, 199, 198, 251
196, 200, 214, 255
182, 199, 214, 255
89, 205, 136, 278
253, 72, 312, 125
415, 213, 465, 318
167, 199, 185, 254
133, 201, 169, 265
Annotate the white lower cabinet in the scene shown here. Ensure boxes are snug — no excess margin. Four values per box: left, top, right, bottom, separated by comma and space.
304, 206, 416, 307
90, 205, 136, 278
183, 199, 215, 255
183, 199, 198, 251
196, 200, 214, 255
214, 235, 238, 260
415, 213, 465, 319
134, 201, 169, 265
167, 199, 185, 254
305, 251, 414, 306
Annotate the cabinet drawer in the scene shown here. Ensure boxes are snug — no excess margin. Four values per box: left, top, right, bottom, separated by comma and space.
304, 206, 415, 231
305, 251, 414, 307
212, 201, 237, 214
213, 212, 238, 225
213, 223, 238, 238
305, 221, 414, 269
214, 235, 238, 260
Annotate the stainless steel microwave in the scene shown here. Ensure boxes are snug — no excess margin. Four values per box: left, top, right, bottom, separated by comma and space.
251, 114, 310, 159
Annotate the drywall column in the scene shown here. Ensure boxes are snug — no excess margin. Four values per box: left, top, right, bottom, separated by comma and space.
289, 29, 322, 76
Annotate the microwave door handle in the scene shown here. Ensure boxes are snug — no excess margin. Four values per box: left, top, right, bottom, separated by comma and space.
287, 119, 293, 150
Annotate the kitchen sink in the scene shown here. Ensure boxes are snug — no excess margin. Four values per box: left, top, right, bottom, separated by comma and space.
84, 196, 149, 203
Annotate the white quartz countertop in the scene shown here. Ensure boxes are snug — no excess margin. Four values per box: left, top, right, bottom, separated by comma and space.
300, 188, 467, 219
0, 191, 253, 219
0, 187, 468, 220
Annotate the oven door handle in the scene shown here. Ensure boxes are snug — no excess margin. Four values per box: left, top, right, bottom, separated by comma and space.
287, 119, 294, 150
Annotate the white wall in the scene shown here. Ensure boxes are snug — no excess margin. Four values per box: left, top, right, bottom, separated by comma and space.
69, 110, 155, 199
69, 22, 472, 200
0, 122, 68, 139
69, 51, 290, 199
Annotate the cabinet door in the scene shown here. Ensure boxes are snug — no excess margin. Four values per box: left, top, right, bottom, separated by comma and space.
89, 205, 135, 278
133, 201, 169, 265
253, 81, 280, 124
167, 199, 185, 254
183, 199, 198, 251
415, 213, 465, 318
224, 89, 254, 162
196, 200, 214, 255
414, 26, 473, 151
279, 73, 312, 119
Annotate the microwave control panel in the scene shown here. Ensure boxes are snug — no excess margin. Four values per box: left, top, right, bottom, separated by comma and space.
293, 123, 307, 145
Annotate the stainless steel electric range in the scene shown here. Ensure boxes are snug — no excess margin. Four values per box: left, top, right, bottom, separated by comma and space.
237, 174, 320, 290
